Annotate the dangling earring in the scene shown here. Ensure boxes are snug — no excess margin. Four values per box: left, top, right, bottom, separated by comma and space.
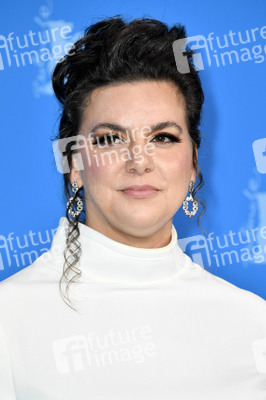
67, 181, 83, 218
183, 181, 198, 218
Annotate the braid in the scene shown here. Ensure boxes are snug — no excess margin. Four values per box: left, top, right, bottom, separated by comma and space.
59, 185, 83, 311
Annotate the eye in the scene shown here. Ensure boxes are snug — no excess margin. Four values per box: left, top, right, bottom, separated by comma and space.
151, 133, 181, 144
92, 133, 125, 146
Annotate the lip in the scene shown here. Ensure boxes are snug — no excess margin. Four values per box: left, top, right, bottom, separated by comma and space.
121, 185, 160, 199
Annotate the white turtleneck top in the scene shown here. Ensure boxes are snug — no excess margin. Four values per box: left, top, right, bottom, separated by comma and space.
0, 217, 266, 400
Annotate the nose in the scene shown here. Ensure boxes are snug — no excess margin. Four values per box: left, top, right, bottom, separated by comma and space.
125, 141, 154, 175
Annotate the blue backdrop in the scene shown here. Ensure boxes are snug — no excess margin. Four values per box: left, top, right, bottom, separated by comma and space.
1, 0, 266, 299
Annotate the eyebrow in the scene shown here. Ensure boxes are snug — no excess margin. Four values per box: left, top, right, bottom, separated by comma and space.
89, 121, 183, 135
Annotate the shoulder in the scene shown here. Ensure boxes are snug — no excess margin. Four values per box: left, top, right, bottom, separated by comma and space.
1, 250, 61, 283
0, 251, 62, 309
181, 252, 266, 323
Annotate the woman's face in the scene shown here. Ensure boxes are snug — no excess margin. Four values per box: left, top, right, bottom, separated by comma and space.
71, 80, 196, 242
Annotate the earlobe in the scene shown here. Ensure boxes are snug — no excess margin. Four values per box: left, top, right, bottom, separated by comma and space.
191, 170, 197, 183
70, 156, 83, 189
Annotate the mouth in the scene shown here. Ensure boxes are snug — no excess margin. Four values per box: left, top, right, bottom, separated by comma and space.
121, 185, 160, 199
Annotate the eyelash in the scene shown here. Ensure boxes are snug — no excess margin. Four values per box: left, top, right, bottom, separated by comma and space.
151, 133, 181, 144
92, 133, 181, 146
92, 134, 123, 146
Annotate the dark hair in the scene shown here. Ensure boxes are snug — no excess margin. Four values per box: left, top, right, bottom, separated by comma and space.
52, 15, 205, 310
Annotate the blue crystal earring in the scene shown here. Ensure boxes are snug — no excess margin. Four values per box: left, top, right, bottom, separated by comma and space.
183, 181, 198, 218
67, 181, 83, 218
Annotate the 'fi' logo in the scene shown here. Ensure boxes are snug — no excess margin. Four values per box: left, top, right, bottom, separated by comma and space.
52, 135, 92, 174
178, 235, 211, 268
252, 138, 266, 174
172, 35, 211, 74
0, 34, 12, 71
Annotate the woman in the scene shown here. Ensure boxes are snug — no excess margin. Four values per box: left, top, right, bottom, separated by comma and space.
0, 15, 265, 400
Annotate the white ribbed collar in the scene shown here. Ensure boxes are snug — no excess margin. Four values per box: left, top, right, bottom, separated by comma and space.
49, 217, 186, 283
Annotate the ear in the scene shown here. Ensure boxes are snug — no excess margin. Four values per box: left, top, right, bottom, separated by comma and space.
69, 155, 84, 188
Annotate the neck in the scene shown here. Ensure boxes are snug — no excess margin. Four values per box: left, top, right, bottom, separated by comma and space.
50, 217, 184, 284
84, 218, 173, 249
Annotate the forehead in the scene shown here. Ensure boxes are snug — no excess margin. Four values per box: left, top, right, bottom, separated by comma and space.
81, 80, 187, 132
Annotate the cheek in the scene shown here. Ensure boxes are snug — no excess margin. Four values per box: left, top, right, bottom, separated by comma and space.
81, 157, 120, 192
160, 149, 193, 183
